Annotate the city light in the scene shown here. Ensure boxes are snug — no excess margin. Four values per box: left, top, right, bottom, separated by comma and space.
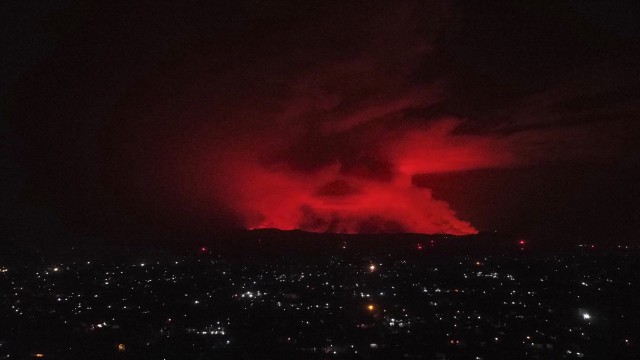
1, 244, 636, 359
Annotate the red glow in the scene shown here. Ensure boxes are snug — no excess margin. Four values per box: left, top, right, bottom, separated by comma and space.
218, 159, 477, 234
102, 12, 623, 240
193, 116, 522, 235
519, 240, 526, 245
167, 75, 526, 235
417, 244, 423, 250
385, 119, 516, 175
201, 246, 207, 252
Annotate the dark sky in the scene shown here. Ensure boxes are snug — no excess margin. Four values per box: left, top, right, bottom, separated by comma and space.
2, 0, 640, 245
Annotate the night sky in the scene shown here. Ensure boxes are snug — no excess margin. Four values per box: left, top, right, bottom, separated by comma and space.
2, 0, 640, 245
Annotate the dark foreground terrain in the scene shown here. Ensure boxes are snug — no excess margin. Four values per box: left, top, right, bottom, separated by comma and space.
1, 233, 639, 359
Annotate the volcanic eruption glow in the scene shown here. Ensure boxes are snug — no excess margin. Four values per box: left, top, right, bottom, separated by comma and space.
195, 116, 517, 235
88, 2, 623, 237
5, 0, 634, 242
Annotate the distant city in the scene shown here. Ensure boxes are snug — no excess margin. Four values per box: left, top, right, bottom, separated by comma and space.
4, 0, 640, 359
1, 233, 639, 359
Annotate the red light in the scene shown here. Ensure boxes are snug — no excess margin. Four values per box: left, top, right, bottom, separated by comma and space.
204, 119, 506, 236
201, 247, 207, 252
519, 240, 526, 245
417, 244, 423, 250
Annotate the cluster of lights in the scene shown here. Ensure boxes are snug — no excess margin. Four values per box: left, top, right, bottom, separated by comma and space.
1, 250, 636, 359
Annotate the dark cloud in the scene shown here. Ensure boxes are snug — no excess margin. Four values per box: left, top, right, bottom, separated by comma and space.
316, 180, 361, 197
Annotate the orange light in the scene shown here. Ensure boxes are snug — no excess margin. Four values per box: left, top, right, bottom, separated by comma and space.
367, 304, 375, 311
117, 343, 126, 352
34, 354, 45, 358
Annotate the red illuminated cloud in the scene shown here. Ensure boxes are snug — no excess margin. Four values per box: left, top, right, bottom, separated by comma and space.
180, 49, 531, 235
8, 0, 639, 241
199, 110, 520, 235
385, 118, 517, 175
143, 2, 628, 236
172, 65, 608, 236
216, 153, 478, 234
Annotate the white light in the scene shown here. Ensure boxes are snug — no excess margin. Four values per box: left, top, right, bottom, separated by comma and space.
582, 313, 591, 320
